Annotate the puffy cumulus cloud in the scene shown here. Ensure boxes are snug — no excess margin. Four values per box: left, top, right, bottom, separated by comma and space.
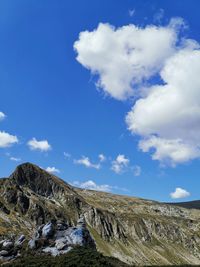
74, 156, 100, 169
75, 18, 200, 166
126, 46, 200, 165
0, 112, 6, 121
170, 187, 190, 199
0, 131, 18, 148
139, 137, 200, 166
46, 166, 60, 174
111, 154, 129, 174
27, 138, 51, 152
72, 180, 112, 192
74, 20, 181, 100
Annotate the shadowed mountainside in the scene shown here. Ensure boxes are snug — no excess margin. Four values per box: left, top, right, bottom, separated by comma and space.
169, 200, 200, 210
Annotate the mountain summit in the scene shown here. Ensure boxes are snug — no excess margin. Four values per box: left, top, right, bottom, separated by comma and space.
0, 163, 200, 265
9, 162, 75, 197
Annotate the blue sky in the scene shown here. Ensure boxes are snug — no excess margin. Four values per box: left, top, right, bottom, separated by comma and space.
1, 0, 200, 202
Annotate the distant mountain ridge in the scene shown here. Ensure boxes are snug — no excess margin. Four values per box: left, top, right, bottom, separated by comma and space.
169, 200, 200, 210
0, 163, 200, 265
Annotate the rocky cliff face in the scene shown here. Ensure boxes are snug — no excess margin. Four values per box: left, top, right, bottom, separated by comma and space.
0, 163, 200, 265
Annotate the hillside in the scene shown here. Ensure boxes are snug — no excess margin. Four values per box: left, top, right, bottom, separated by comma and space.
0, 163, 200, 265
170, 200, 200, 210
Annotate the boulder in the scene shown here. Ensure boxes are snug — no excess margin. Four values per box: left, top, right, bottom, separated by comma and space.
55, 240, 67, 250
28, 239, 37, 250
42, 222, 54, 238
2, 240, 14, 250
0, 250, 9, 256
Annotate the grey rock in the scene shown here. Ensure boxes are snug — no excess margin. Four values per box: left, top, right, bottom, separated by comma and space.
42, 222, 54, 238
28, 239, 37, 250
55, 240, 67, 250
0, 250, 9, 256
57, 222, 68, 231
2, 240, 14, 250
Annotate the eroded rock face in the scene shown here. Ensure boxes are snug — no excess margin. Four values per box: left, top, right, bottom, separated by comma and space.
0, 201, 10, 215
85, 207, 127, 242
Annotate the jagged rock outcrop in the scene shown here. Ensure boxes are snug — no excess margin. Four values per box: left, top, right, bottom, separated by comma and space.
85, 207, 127, 242
27, 216, 95, 256
0, 216, 95, 261
1, 163, 200, 265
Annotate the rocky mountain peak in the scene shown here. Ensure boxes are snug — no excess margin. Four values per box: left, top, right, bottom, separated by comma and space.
9, 162, 68, 197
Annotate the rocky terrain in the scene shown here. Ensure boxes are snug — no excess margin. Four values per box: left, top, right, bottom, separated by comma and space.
0, 216, 95, 262
0, 163, 200, 265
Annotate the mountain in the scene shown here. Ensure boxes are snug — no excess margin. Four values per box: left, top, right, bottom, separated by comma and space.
170, 200, 200, 210
0, 163, 200, 265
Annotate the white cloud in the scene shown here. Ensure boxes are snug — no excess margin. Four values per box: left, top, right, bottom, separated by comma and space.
27, 138, 51, 152
64, 152, 71, 159
72, 180, 112, 192
126, 46, 200, 165
46, 166, 60, 174
99, 153, 106, 162
0, 112, 6, 121
139, 137, 200, 166
74, 156, 100, 169
111, 154, 129, 174
74, 20, 181, 100
75, 18, 200, 166
0, 131, 18, 148
132, 165, 141, 176
10, 157, 21, 162
170, 187, 190, 199
72, 180, 128, 193
128, 9, 135, 17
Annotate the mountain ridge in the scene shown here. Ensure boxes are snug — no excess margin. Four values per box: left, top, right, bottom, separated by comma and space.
1, 163, 200, 265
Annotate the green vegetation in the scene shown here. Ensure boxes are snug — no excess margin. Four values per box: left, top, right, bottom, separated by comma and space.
5, 247, 130, 267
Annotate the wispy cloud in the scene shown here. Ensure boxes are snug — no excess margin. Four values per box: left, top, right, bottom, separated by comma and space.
153, 8, 164, 23
10, 157, 21, 162
72, 180, 128, 193
132, 165, 141, 176
64, 152, 71, 159
74, 156, 100, 169
128, 9, 135, 17
72, 180, 112, 192
0, 111, 6, 121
